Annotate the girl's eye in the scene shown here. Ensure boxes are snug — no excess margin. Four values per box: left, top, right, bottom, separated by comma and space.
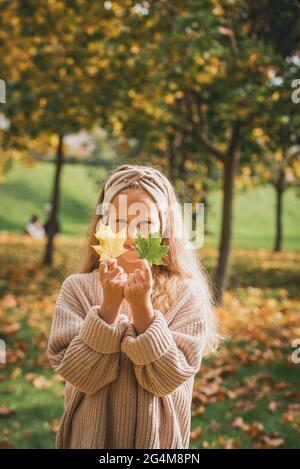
139, 220, 152, 225
114, 219, 152, 230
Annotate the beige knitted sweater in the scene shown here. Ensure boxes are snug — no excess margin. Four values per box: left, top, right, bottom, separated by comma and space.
47, 268, 208, 449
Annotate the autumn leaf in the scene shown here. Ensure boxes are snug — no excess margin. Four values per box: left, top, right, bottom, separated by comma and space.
190, 425, 202, 442
232, 416, 250, 432
0, 406, 15, 418
268, 401, 278, 412
50, 419, 60, 434
91, 222, 129, 260
133, 231, 169, 267
0, 439, 13, 448
259, 435, 284, 448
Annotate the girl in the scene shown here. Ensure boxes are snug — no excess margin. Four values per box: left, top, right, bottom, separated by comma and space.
47, 164, 221, 449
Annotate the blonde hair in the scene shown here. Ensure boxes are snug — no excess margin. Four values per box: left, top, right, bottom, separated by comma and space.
77, 164, 222, 356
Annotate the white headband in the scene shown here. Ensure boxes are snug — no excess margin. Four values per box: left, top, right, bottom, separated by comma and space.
97, 166, 169, 235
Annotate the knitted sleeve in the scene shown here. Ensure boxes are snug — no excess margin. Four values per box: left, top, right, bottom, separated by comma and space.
120, 281, 208, 397
47, 275, 129, 395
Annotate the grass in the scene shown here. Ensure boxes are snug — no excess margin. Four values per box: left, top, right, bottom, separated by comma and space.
0, 160, 107, 237
0, 372, 63, 448
0, 161, 300, 250
190, 360, 299, 449
204, 184, 300, 251
0, 236, 299, 448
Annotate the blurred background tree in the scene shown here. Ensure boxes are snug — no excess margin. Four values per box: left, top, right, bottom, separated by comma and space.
0, 0, 299, 301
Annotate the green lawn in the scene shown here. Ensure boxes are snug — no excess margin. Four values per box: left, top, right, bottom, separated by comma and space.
205, 185, 300, 251
0, 160, 299, 251
0, 160, 107, 237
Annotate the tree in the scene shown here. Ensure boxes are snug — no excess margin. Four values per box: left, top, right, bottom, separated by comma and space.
0, 0, 121, 264
250, 63, 300, 252
95, 0, 299, 302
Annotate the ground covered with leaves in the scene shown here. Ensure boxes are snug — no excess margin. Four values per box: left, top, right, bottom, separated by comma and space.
0, 234, 299, 448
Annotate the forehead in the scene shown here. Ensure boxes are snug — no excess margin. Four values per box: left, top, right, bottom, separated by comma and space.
110, 189, 160, 217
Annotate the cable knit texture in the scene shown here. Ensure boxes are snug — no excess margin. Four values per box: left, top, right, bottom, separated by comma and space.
47, 269, 208, 449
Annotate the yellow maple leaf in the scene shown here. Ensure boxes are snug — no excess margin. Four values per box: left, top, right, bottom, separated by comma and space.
91, 222, 129, 261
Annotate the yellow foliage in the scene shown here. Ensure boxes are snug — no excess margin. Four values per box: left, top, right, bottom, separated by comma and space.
130, 44, 140, 54
169, 82, 177, 90
175, 90, 183, 99
212, 5, 225, 16
252, 128, 264, 138
196, 72, 214, 85
271, 91, 280, 101
195, 55, 205, 66
164, 94, 175, 105
91, 223, 129, 260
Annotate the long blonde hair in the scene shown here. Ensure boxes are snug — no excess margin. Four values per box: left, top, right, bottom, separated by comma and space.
77, 164, 222, 356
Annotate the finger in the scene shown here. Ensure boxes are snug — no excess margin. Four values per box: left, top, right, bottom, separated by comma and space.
140, 259, 152, 283
128, 272, 136, 287
108, 258, 117, 271
113, 272, 128, 283
108, 264, 124, 275
100, 259, 112, 272
135, 269, 144, 283
99, 261, 108, 278
107, 266, 123, 280
110, 276, 126, 286
124, 282, 129, 295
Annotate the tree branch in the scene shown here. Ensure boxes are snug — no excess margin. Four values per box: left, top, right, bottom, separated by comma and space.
183, 92, 225, 163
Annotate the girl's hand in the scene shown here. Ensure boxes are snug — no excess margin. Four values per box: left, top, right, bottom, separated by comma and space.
124, 259, 153, 314
98, 258, 127, 324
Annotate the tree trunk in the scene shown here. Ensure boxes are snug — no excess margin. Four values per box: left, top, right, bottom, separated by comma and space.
203, 158, 216, 235
168, 136, 177, 181
273, 168, 284, 252
214, 155, 237, 303
202, 182, 209, 235
214, 122, 241, 305
43, 133, 64, 265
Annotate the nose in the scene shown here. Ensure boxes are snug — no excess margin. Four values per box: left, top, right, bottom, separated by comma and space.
126, 221, 139, 240
125, 233, 135, 245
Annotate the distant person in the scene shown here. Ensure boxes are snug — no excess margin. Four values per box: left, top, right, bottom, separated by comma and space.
23, 215, 46, 239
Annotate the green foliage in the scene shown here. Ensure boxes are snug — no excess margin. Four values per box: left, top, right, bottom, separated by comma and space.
134, 231, 169, 266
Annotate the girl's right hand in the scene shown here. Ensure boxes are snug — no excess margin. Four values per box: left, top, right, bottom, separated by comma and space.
98, 258, 127, 323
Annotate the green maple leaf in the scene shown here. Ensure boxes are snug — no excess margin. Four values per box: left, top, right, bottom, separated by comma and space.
133, 231, 169, 267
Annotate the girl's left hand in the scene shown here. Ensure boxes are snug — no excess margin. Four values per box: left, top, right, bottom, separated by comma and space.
124, 259, 153, 312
